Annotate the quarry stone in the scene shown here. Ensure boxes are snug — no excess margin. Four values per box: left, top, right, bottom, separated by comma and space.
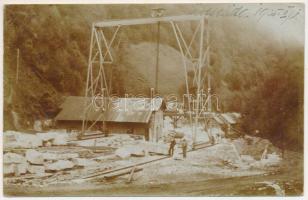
45, 160, 75, 171
4, 131, 43, 149
15, 162, 29, 175
4, 153, 27, 164
53, 134, 68, 145
26, 149, 44, 165
4, 164, 15, 175
28, 165, 45, 174
115, 148, 131, 158
72, 158, 99, 167
57, 153, 79, 160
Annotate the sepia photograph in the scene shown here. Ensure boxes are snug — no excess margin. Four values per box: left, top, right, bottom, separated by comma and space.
2, 1, 305, 197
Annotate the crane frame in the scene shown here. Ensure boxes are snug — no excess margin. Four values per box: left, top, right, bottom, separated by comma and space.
81, 14, 212, 148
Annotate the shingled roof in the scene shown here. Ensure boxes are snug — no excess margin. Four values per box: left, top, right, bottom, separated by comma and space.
214, 113, 241, 125
55, 96, 164, 123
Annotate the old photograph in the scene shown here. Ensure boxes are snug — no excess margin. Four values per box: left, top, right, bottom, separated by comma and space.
2, 2, 304, 197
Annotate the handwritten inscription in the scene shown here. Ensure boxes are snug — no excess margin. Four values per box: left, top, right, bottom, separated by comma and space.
201, 4, 303, 25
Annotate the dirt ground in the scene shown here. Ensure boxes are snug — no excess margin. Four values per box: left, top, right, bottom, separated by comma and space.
3, 121, 303, 197
4, 148, 303, 197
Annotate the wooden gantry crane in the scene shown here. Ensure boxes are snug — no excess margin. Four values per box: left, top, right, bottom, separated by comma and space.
81, 14, 216, 148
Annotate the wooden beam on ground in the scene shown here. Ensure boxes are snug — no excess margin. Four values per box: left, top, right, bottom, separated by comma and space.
127, 165, 137, 183
104, 167, 142, 180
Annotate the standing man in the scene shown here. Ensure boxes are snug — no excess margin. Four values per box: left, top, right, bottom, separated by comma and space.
168, 137, 176, 156
181, 138, 188, 159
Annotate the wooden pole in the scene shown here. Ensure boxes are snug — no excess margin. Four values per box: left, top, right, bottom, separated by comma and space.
207, 18, 212, 112
16, 48, 20, 83
127, 165, 137, 183
171, 21, 194, 140
193, 17, 205, 148
155, 21, 160, 94
82, 25, 95, 135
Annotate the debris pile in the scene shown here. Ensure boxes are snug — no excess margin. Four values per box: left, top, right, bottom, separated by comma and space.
4, 153, 28, 176
71, 134, 143, 148
223, 135, 283, 169
3, 131, 156, 187
4, 131, 70, 150
232, 135, 281, 159
4, 131, 43, 149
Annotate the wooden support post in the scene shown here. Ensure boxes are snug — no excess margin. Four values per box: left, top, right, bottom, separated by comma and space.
127, 165, 137, 183
82, 25, 95, 135
207, 18, 211, 112
170, 21, 194, 141
94, 139, 97, 153
155, 21, 160, 94
16, 48, 20, 83
261, 144, 269, 160
192, 17, 205, 148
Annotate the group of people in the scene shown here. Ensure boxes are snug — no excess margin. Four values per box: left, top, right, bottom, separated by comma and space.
168, 137, 188, 159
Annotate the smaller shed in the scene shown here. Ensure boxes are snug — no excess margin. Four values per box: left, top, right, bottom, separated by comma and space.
207, 112, 241, 137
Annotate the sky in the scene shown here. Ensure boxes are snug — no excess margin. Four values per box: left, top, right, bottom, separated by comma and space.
194, 3, 304, 45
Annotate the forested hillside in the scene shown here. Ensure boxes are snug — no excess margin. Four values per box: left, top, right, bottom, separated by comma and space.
4, 4, 304, 151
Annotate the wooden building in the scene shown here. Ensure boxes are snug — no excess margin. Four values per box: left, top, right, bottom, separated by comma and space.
209, 112, 242, 137
54, 96, 165, 142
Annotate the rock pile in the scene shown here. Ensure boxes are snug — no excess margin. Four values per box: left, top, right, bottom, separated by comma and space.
3, 131, 94, 180
4, 131, 42, 149
3, 131, 154, 186
232, 135, 282, 160
72, 134, 142, 149
4, 153, 29, 176
4, 131, 70, 149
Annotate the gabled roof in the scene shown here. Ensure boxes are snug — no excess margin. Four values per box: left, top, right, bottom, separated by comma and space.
213, 115, 225, 125
55, 96, 163, 123
209, 112, 241, 125
220, 113, 237, 124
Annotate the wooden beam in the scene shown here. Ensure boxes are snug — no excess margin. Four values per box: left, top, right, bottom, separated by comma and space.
16, 48, 20, 83
127, 165, 137, 183
94, 15, 204, 27
82, 26, 95, 134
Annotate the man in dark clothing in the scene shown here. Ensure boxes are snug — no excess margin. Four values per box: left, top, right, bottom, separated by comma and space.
168, 137, 176, 156
181, 138, 188, 158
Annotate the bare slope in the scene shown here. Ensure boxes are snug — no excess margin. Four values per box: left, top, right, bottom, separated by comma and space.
118, 42, 193, 96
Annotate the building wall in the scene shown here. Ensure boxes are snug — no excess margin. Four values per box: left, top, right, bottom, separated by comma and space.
149, 110, 164, 142
55, 120, 150, 139
105, 122, 149, 139
55, 120, 83, 131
